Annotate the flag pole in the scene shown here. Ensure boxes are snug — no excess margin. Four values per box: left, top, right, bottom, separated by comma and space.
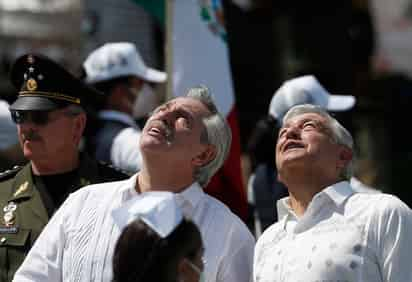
165, 0, 173, 100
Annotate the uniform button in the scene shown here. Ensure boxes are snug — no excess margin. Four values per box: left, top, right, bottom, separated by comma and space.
0, 237, 7, 244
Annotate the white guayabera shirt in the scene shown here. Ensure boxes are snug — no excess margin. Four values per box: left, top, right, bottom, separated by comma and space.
254, 181, 412, 282
14, 175, 255, 282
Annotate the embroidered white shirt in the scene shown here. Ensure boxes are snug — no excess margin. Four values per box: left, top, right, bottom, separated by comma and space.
14, 175, 255, 282
253, 181, 412, 282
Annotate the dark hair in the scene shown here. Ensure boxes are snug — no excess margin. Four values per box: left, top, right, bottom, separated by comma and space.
112, 218, 202, 282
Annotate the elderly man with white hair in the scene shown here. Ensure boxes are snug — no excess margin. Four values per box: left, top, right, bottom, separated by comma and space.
14, 86, 255, 282
247, 75, 376, 236
253, 104, 412, 282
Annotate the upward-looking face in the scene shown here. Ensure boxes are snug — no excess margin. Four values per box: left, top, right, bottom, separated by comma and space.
13, 107, 85, 162
276, 112, 346, 178
140, 97, 211, 164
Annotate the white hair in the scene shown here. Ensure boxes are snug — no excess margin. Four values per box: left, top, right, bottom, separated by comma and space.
185, 86, 232, 187
283, 104, 354, 180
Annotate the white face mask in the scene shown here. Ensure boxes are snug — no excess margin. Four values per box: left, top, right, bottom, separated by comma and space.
132, 84, 158, 119
185, 258, 205, 282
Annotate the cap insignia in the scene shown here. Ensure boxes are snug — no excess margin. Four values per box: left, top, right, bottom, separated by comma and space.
26, 78, 38, 91
27, 55, 35, 64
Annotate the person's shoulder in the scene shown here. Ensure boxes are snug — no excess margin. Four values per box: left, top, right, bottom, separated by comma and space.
68, 175, 131, 206
373, 193, 411, 214
0, 165, 23, 184
255, 221, 284, 252
96, 161, 131, 182
259, 221, 283, 241
203, 193, 238, 218
202, 193, 254, 238
352, 191, 406, 207
351, 192, 412, 219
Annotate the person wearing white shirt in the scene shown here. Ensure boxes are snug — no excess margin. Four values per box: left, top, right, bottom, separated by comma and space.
253, 104, 412, 282
82, 42, 167, 173
14, 85, 255, 282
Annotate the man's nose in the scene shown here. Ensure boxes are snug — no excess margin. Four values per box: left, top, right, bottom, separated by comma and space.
157, 109, 177, 122
285, 125, 300, 139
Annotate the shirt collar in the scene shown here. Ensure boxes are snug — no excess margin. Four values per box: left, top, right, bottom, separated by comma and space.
175, 182, 204, 211
277, 180, 354, 221
98, 110, 138, 128
322, 180, 355, 206
118, 177, 204, 211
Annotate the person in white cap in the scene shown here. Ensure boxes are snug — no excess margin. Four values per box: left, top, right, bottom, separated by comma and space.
82, 42, 167, 173
13, 85, 255, 282
253, 104, 412, 282
247, 75, 376, 237
111, 191, 205, 282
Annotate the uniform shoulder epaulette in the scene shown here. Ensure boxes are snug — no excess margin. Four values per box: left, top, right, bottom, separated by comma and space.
97, 161, 131, 181
0, 165, 23, 182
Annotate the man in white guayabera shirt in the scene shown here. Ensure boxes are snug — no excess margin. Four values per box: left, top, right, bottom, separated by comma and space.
253, 104, 412, 282
14, 86, 255, 282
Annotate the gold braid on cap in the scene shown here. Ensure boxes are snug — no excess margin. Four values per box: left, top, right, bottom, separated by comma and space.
18, 91, 81, 104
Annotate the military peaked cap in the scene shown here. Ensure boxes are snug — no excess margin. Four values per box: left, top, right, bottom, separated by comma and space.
9, 54, 103, 111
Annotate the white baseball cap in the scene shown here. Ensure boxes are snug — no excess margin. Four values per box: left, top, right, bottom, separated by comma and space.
83, 42, 167, 84
269, 75, 355, 122
111, 191, 183, 238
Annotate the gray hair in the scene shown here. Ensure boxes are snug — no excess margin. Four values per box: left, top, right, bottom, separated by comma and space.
185, 85, 232, 187
282, 104, 354, 180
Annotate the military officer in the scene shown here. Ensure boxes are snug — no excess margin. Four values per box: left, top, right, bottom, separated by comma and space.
0, 54, 129, 281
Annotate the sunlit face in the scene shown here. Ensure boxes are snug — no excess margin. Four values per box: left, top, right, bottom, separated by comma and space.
276, 112, 342, 175
16, 107, 84, 163
140, 97, 210, 163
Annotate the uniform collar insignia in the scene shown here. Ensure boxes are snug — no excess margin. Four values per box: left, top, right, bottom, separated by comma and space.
13, 181, 29, 197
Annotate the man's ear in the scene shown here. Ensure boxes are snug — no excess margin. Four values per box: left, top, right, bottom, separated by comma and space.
73, 113, 87, 144
337, 145, 352, 170
192, 144, 217, 167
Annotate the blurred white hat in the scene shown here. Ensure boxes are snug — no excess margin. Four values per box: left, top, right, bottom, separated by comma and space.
269, 75, 355, 123
112, 191, 182, 238
83, 42, 167, 84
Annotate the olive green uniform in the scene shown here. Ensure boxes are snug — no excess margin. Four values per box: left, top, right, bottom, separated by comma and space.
0, 154, 129, 282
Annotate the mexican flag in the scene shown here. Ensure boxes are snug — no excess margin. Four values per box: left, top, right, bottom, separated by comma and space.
132, 0, 248, 221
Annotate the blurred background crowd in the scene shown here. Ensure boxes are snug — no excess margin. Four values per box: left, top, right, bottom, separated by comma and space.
1, 0, 412, 233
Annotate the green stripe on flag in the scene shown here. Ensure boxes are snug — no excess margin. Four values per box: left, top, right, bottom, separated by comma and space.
130, 0, 165, 26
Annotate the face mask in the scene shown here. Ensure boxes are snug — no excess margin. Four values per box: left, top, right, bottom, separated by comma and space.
185, 258, 205, 282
